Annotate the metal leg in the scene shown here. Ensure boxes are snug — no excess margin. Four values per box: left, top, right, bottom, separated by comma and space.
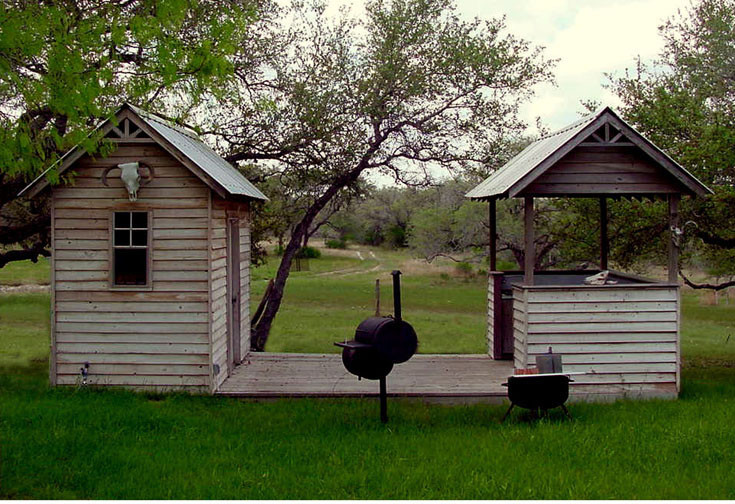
560, 404, 572, 420
501, 403, 515, 423
379, 376, 388, 424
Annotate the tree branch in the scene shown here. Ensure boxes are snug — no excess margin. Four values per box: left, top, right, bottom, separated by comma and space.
679, 270, 735, 291
0, 242, 50, 269
695, 229, 735, 248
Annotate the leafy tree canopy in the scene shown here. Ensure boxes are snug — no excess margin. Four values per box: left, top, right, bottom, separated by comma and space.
608, 0, 735, 288
0, 0, 265, 266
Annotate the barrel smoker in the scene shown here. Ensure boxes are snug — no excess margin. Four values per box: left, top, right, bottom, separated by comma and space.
335, 270, 418, 423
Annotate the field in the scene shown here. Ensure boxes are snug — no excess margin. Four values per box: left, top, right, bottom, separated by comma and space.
1, 247, 735, 499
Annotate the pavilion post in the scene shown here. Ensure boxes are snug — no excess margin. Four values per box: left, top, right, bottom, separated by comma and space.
524, 196, 534, 285
668, 194, 680, 283
600, 197, 608, 270
489, 198, 497, 271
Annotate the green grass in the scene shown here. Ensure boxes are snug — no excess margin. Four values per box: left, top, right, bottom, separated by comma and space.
252, 249, 488, 353
2, 251, 735, 498
0, 258, 50, 286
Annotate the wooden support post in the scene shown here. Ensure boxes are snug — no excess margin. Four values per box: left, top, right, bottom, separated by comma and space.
489, 198, 497, 271
524, 196, 534, 285
600, 197, 608, 270
375, 279, 380, 316
668, 194, 680, 283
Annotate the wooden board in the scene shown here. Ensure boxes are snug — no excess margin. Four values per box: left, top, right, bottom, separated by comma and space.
510, 283, 679, 399
217, 353, 513, 401
50, 143, 217, 391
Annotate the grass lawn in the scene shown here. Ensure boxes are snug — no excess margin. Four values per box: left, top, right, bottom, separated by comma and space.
0, 257, 50, 286
1, 249, 735, 499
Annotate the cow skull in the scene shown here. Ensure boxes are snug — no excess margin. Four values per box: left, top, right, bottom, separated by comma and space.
101, 162, 154, 201
118, 162, 141, 201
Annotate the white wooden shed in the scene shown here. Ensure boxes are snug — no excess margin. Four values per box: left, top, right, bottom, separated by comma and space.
21, 103, 267, 393
467, 107, 712, 401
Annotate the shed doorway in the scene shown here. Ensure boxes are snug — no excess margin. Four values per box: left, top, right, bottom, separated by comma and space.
227, 216, 242, 372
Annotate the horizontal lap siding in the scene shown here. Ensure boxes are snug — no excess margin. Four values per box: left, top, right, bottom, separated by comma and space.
515, 285, 679, 400
211, 199, 229, 390
524, 147, 681, 195
52, 144, 211, 390
512, 287, 527, 369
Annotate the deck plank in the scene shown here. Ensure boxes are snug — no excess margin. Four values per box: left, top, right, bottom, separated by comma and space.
216, 353, 513, 401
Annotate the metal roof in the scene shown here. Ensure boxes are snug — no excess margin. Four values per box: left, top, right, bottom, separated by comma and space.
466, 109, 600, 199
20, 103, 267, 201
465, 106, 712, 200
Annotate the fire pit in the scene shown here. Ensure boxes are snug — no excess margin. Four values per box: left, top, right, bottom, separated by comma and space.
335, 270, 418, 423
501, 373, 575, 422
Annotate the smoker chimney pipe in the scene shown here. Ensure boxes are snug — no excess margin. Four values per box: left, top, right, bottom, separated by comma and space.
391, 270, 402, 323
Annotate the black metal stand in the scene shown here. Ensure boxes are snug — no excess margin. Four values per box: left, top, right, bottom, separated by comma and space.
379, 376, 388, 423
500, 403, 514, 423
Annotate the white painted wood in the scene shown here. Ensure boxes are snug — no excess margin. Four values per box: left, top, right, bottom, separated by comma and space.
511, 282, 679, 400
56, 321, 209, 333
56, 332, 208, 344
57, 363, 209, 375
238, 202, 251, 359
57, 341, 209, 353
527, 342, 677, 354
57, 352, 209, 365
56, 311, 208, 323
56, 374, 209, 387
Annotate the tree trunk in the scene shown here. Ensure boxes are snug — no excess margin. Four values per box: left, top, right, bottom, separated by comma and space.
251, 165, 369, 351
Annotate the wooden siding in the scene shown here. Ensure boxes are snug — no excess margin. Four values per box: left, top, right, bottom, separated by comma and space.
238, 202, 251, 361
487, 272, 505, 359
523, 146, 681, 196
210, 198, 229, 389
51, 143, 211, 391
209, 197, 251, 391
512, 287, 528, 370
512, 284, 679, 400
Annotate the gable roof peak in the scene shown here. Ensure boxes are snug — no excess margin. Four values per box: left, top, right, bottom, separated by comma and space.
19, 103, 267, 201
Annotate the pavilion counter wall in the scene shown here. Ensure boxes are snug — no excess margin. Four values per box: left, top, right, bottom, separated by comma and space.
507, 282, 680, 401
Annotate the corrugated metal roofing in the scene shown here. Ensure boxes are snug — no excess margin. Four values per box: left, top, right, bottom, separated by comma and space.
126, 104, 267, 201
465, 108, 602, 199
19, 103, 267, 201
466, 106, 712, 199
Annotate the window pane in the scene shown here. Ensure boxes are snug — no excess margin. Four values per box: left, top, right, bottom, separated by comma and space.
114, 249, 147, 285
132, 230, 148, 246
114, 212, 130, 228
132, 212, 147, 228
114, 229, 130, 246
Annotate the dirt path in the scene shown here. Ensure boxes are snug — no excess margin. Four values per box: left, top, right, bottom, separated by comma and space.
312, 248, 383, 277
0, 284, 50, 294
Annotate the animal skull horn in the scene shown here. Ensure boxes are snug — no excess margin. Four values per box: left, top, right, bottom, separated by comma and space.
101, 162, 155, 202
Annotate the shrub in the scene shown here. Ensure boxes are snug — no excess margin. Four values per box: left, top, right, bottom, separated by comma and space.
325, 239, 347, 249
496, 259, 517, 271
297, 246, 321, 259
455, 261, 474, 277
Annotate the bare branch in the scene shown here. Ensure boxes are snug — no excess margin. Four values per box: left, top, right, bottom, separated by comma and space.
679, 270, 735, 291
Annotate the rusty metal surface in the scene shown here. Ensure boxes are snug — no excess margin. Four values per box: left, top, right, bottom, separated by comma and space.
465, 109, 600, 200
128, 104, 267, 201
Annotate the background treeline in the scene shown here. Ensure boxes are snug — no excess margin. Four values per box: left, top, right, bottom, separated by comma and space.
258, 177, 728, 280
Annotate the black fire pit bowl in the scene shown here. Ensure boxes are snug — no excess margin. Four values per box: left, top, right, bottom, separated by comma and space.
502, 374, 573, 422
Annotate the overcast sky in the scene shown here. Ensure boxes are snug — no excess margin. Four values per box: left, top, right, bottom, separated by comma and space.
328, 0, 692, 133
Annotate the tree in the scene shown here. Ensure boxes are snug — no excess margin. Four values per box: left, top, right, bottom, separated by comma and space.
211, 0, 555, 350
408, 181, 567, 270
1, 0, 265, 267
608, 0, 735, 289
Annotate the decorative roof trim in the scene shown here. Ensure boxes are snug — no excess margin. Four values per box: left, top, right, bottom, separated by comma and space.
19, 103, 267, 201
466, 106, 712, 200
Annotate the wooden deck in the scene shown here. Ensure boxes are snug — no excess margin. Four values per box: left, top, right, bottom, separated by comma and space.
217, 353, 513, 403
